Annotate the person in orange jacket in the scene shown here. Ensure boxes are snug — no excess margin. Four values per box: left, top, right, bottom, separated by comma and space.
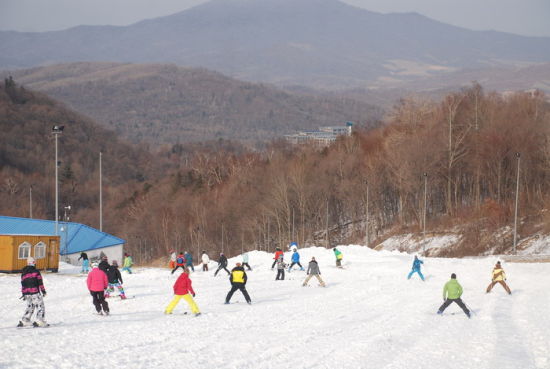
171, 252, 186, 274
486, 261, 512, 295
165, 267, 200, 316
271, 248, 284, 269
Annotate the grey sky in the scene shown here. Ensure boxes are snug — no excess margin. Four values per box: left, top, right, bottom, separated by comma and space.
1, 0, 549, 37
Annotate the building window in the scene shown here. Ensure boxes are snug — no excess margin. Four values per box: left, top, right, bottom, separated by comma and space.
18, 242, 31, 259
34, 242, 46, 259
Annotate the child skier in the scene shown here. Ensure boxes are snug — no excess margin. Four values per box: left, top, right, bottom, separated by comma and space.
275, 256, 286, 280
225, 263, 252, 304
271, 248, 284, 269
486, 261, 512, 295
214, 252, 231, 276
333, 247, 343, 268
122, 253, 134, 274
288, 249, 304, 272
407, 255, 425, 281
78, 252, 90, 273
184, 251, 194, 272
169, 250, 176, 269
303, 257, 326, 287
201, 250, 210, 271
171, 252, 186, 274
87, 262, 110, 315
242, 252, 252, 271
437, 273, 470, 318
98, 255, 110, 273
105, 260, 126, 299
165, 268, 201, 316
17, 257, 48, 327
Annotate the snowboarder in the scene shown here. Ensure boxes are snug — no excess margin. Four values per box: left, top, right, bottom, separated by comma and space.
122, 253, 134, 274
105, 260, 126, 299
87, 262, 110, 316
17, 257, 48, 327
225, 263, 252, 304
214, 253, 231, 276
98, 255, 110, 274
437, 273, 470, 318
78, 252, 90, 273
275, 255, 286, 280
486, 261, 512, 295
165, 268, 201, 316
303, 257, 326, 287
407, 255, 425, 281
201, 250, 210, 271
288, 249, 304, 272
172, 252, 186, 274
169, 250, 176, 269
333, 247, 343, 268
184, 251, 194, 272
242, 252, 252, 271
271, 248, 284, 269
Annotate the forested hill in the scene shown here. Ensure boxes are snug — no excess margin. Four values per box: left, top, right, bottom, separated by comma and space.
8, 62, 383, 145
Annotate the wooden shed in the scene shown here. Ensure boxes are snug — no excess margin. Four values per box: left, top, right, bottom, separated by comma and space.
0, 234, 60, 273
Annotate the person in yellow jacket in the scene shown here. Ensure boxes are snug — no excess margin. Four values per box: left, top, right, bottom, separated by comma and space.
225, 263, 251, 304
486, 261, 512, 295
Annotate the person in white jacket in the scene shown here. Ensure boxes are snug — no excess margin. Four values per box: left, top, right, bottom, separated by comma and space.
201, 251, 210, 272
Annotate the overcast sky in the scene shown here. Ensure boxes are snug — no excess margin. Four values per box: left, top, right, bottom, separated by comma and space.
1, 0, 549, 37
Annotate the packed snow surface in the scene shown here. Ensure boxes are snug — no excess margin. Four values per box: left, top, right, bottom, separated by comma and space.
1, 246, 549, 369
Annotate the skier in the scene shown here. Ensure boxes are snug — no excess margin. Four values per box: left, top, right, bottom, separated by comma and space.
333, 247, 343, 268
214, 252, 231, 276
122, 253, 134, 274
105, 260, 126, 300
78, 252, 90, 273
242, 252, 252, 271
17, 257, 48, 327
288, 249, 304, 272
271, 248, 284, 269
437, 273, 470, 318
407, 255, 425, 281
486, 261, 512, 295
165, 268, 201, 316
169, 250, 176, 269
184, 251, 194, 272
98, 255, 110, 273
225, 263, 252, 304
289, 241, 298, 251
303, 257, 326, 287
87, 262, 110, 316
201, 250, 210, 272
275, 255, 286, 280
171, 252, 186, 274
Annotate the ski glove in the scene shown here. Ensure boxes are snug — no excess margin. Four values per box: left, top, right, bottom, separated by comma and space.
42, 291, 47, 297
192, 293, 196, 297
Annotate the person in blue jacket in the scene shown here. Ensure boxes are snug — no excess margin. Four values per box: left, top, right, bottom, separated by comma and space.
407, 255, 425, 281
184, 251, 194, 272
288, 249, 304, 272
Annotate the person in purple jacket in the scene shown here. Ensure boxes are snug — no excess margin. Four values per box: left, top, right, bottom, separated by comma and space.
17, 257, 48, 327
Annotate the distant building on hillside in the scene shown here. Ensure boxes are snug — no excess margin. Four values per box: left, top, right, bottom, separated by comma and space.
285, 122, 353, 146
0, 216, 125, 267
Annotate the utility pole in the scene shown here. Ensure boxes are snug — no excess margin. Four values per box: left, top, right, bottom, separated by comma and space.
325, 198, 329, 249
423, 172, 428, 255
513, 153, 521, 254
99, 151, 103, 231
52, 125, 64, 235
29, 185, 33, 219
365, 179, 369, 247
221, 223, 224, 254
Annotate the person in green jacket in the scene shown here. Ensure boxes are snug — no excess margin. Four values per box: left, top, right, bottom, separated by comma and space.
122, 253, 133, 274
333, 248, 343, 268
437, 273, 470, 318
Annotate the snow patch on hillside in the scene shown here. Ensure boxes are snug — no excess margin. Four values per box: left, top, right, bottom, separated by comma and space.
375, 233, 460, 254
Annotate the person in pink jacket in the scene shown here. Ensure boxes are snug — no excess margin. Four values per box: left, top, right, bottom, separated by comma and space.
87, 262, 110, 315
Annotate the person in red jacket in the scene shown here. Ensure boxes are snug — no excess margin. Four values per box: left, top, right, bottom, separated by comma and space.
165, 267, 201, 316
271, 248, 284, 269
87, 262, 110, 315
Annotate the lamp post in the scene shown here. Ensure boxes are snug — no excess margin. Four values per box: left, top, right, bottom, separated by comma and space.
99, 151, 103, 232
365, 179, 369, 247
52, 125, 64, 235
513, 153, 521, 254
423, 172, 428, 255
29, 185, 33, 219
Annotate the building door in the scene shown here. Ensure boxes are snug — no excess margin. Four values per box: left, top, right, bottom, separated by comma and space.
48, 239, 58, 270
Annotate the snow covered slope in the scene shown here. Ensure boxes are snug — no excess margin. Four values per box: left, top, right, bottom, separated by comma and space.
1, 246, 549, 369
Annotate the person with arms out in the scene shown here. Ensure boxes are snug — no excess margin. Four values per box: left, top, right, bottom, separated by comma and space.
437, 273, 470, 318
78, 252, 90, 274
184, 251, 194, 272
486, 261, 512, 295
17, 257, 48, 327
105, 260, 126, 300
333, 247, 343, 268
225, 263, 252, 304
87, 262, 110, 316
242, 252, 252, 271
407, 255, 425, 281
271, 248, 284, 269
214, 252, 231, 277
201, 250, 210, 272
171, 252, 186, 274
122, 253, 133, 274
303, 257, 326, 287
165, 268, 201, 316
288, 249, 304, 272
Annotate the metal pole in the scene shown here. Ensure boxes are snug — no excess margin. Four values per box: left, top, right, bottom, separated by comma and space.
29, 185, 33, 219
365, 180, 369, 247
99, 151, 103, 231
423, 172, 428, 255
513, 153, 521, 254
55, 133, 59, 235
221, 223, 224, 254
326, 198, 329, 249
292, 207, 295, 242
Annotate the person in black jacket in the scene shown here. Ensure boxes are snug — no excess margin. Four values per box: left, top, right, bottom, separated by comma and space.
78, 252, 90, 273
214, 253, 231, 276
225, 263, 251, 304
98, 256, 110, 274
105, 260, 126, 299
18, 257, 48, 327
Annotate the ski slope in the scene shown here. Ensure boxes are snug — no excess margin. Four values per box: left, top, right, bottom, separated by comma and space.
1, 246, 549, 369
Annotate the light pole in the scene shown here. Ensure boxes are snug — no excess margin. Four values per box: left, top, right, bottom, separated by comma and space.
52, 125, 64, 235
513, 153, 521, 254
62, 205, 71, 256
29, 185, 33, 219
99, 151, 103, 231
365, 179, 369, 247
423, 172, 428, 255
325, 198, 329, 249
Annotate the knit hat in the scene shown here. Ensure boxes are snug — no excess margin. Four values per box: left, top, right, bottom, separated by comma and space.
236, 262, 242, 266
92, 262, 99, 268
496, 261, 501, 266
27, 257, 36, 265
111, 260, 118, 267
451, 273, 456, 279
